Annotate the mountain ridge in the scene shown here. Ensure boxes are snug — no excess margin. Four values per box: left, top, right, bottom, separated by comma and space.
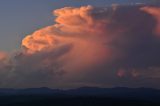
0, 87, 159, 106
0, 86, 159, 101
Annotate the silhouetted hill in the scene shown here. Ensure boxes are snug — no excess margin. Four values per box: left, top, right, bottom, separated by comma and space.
0, 87, 160, 98
0, 87, 159, 106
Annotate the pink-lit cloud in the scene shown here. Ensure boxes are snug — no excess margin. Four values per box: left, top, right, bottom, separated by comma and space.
0, 5, 160, 88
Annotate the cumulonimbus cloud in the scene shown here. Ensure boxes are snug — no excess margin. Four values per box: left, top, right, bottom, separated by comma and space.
141, 6, 160, 36
0, 4, 160, 88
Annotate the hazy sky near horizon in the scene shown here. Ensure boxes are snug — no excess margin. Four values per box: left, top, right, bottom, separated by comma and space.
0, 0, 154, 52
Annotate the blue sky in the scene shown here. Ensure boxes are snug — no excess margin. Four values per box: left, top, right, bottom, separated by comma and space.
0, 0, 152, 52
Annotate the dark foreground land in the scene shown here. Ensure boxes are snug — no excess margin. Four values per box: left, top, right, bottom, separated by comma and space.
0, 87, 160, 106
0, 95, 160, 106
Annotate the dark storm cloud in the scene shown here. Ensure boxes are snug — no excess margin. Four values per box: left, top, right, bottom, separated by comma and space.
57, 5, 160, 88
0, 4, 160, 88
0, 44, 72, 88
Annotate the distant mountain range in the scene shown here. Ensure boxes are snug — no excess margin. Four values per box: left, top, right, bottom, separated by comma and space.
0, 87, 159, 101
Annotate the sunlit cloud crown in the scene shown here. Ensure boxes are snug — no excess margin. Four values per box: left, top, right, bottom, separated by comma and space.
0, 4, 160, 88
